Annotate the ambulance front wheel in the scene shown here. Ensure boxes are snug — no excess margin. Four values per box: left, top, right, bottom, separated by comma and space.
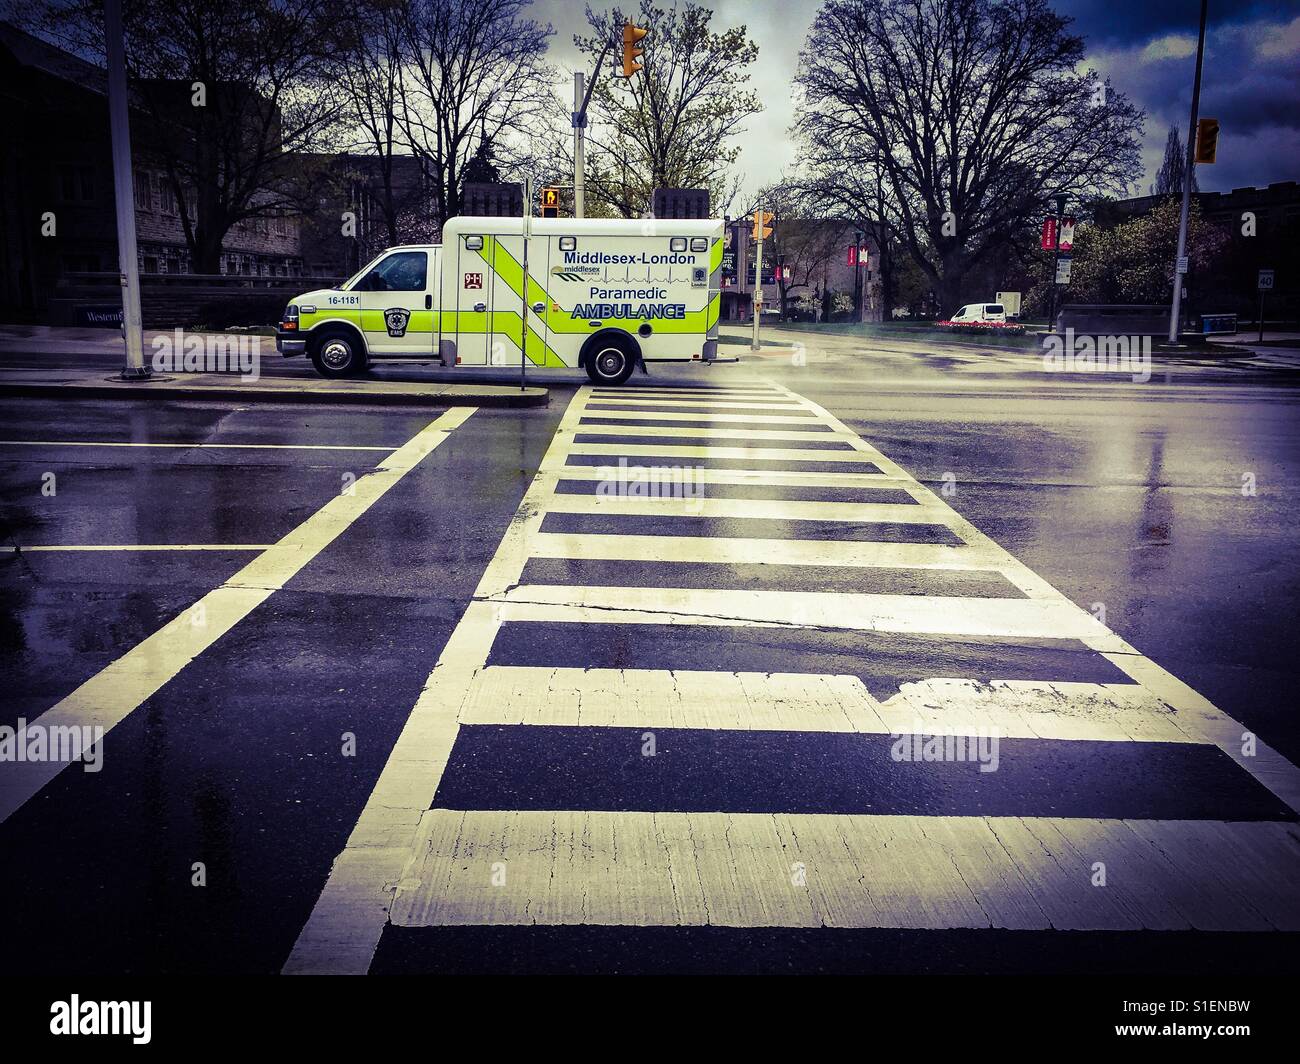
309, 329, 366, 379
584, 336, 638, 385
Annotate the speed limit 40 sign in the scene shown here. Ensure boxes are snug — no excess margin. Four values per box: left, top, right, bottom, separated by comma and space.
1258, 269, 1275, 290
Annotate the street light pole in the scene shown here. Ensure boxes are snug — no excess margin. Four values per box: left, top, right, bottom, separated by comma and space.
572, 34, 614, 220
105, 0, 148, 379
1169, 0, 1208, 343
573, 72, 586, 219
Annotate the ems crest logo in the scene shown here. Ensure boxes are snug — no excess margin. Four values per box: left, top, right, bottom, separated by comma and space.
384, 307, 411, 337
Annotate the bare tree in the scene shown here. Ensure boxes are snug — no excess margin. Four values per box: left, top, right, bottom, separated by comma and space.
794, 0, 1143, 314
751, 183, 849, 319
397, 0, 555, 228
37, 0, 350, 273
574, 2, 761, 218
1151, 125, 1198, 197
337, 0, 413, 246
793, 158, 900, 319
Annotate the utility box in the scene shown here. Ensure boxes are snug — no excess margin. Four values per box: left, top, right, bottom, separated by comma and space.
996, 291, 1022, 317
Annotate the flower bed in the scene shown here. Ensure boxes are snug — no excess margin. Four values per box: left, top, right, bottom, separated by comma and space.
934, 320, 1026, 335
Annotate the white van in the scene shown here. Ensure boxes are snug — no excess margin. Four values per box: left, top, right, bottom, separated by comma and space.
948, 302, 1007, 324
276, 215, 728, 385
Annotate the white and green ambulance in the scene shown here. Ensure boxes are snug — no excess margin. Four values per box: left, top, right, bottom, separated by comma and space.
276, 215, 729, 385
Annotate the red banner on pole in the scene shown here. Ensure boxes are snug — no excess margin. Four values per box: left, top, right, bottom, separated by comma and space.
847, 246, 858, 266
1059, 217, 1075, 252
1040, 217, 1057, 250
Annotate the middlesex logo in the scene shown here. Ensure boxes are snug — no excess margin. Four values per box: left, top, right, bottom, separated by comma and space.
384, 307, 411, 337
551, 264, 598, 281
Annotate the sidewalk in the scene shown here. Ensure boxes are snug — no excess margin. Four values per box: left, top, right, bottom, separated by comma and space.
0, 366, 548, 407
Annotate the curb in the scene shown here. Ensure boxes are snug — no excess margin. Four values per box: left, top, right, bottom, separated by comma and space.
0, 378, 550, 408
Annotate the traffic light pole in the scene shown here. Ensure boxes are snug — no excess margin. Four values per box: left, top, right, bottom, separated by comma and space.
751, 229, 763, 351
1169, 0, 1208, 343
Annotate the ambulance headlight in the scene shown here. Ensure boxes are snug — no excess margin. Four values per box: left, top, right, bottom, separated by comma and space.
669, 237, 687, 252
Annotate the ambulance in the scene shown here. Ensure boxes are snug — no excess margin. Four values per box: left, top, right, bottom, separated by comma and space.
276, 215, 729, 385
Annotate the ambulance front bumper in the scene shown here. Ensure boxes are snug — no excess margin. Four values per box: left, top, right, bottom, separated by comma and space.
276, 330, 306, 357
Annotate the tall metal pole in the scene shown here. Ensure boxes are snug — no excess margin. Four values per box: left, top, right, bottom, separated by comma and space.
573, 34, 614, 221
105, 0, 148, 379
854, 229, 863, 323
521, 177, 531, 391
1169, 0, 1208, 343
750, 220, 763, 351
574, 72, 586, 219
1047, 203, 1061, 330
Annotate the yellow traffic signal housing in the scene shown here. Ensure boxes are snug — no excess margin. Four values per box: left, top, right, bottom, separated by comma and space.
622, 21, 648, 78
1195, 118, 1219, 164
752, 210, 774, 241
541, 187, 560, 217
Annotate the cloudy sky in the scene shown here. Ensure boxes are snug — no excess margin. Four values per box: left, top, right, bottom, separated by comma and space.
533, 0, 1300, 203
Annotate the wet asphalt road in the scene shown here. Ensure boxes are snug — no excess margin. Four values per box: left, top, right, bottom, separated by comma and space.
1, 327, 1298, 974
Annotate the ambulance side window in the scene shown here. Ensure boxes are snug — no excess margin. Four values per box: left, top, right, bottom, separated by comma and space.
354, 251, 427, 292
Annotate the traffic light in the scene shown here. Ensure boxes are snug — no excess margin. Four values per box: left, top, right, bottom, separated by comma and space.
622, 21, 647, 78
540, 186, 560, 218
752, 209, 773, 241
1195, 118, 1219, 164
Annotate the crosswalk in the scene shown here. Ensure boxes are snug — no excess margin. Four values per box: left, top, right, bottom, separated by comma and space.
286, 382, 1300, 972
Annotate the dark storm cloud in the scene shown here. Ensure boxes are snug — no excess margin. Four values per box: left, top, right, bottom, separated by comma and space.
527, 0, 1300, 198
1061, 0, 1299, 45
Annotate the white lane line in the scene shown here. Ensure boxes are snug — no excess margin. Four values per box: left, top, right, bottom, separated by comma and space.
572, 424, 859, 444
285, 392, 595, 975
0, 439, 396, 451
527, 532, 997, 570
0, 408, 476, 826
1, 544, 275, 553
774, 383, 1300, 813
569, 443, 880, 464
590, 386, 785, 394
458, 667, 1198, 743
584, 397, 809, 410
542, 494, 949, 525
554, 466, 904, 487
575, 409, 830, 426
590, 383, 784, 392
389, 811, 1300, 931
496, 585, 1122, 644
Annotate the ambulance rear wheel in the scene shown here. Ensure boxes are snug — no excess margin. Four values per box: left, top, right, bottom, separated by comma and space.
585, 337, 637, 385
310, 329, 365, 379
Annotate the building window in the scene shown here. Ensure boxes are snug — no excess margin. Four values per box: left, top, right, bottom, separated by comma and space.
159, 181, 177, 215
55, 165, 95, 202
134, 171, 152, 211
